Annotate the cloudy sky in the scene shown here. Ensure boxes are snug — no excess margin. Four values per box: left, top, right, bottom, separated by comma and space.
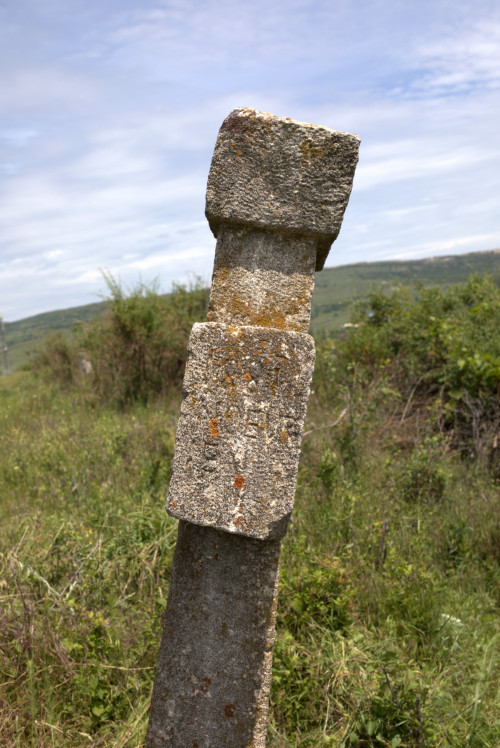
1, 0, 500, 321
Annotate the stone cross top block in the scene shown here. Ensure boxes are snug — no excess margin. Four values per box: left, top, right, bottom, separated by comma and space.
166, 108, 359, 540
206, 107, 360, 271
206, 108, 359, 333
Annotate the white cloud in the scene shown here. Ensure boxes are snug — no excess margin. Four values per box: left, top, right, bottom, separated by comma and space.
388, 233, 500, 260
411, 18, 500, 95
0, 67, 99, 110
1, 0, 500, 320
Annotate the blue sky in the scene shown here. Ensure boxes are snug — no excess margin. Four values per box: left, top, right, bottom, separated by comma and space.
1, 0, 500, 321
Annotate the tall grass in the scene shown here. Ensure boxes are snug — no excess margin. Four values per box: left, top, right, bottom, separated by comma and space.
0, 374, 178, 746
1, 276, 499, 746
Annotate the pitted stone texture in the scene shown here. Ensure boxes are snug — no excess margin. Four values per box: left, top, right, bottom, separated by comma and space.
166, 322, 315, 539
146, 521, 280, 748
205, 107, 360, 271
208, 224, 316, 333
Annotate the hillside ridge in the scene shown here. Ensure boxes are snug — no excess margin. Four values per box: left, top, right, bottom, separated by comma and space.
4, 248, 500, 370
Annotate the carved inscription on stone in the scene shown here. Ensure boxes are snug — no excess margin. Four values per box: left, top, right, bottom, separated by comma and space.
166, 322, 315, 539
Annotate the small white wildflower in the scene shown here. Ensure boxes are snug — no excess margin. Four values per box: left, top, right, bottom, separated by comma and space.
440, 613, 463, 627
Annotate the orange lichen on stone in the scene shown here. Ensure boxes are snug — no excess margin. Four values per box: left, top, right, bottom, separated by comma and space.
208, 418, 219, 438
233, 475, 246, 489
224, 704, 236, 718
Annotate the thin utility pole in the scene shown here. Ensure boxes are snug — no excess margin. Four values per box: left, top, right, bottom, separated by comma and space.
0, 315, 11, 375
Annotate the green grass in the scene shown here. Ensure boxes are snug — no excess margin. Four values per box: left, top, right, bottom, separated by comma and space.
0, 373, 498, 746
270, 425, 500, 746
1, 275, 499, 746
0, 374, 178, 746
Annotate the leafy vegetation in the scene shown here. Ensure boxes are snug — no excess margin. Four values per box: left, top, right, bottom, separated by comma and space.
4, 249, 500, 371
311, 248, 500, 334
33, 275, 209, 407
0, 274, 499, 746
271, 273, 500, 746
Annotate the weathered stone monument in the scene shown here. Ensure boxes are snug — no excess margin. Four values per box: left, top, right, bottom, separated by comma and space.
146, 107, 359, 747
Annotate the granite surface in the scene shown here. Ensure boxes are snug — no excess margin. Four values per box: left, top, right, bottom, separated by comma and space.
205, 107, 360, 270
166, 322, 315, 539
146, 107, 359, 747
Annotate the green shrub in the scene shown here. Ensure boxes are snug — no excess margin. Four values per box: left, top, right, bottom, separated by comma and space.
2, 271, 500, 746
31, 332, 80, 387
397, 438, 448, 505
322, 274, 500, 464
33, 274, 209, 407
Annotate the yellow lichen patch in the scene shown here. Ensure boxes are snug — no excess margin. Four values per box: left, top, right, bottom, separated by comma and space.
299, 139, 330, 164
249, 309, 286, 329
213, 266, 230, 282
229, 297, 249, 318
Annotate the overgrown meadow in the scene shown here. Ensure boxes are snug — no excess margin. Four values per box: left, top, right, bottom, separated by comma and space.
1, 275, 499, 746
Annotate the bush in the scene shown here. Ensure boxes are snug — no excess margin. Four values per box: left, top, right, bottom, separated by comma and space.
4, 271, 499, 746
397, 438, 448, 505
315, 274, 500, 464
33, 275, 209, 407
31, 332, 81, 388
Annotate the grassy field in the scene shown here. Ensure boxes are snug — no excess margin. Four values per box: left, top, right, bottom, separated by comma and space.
0, 274, 499, 746
3, 249, 500, 372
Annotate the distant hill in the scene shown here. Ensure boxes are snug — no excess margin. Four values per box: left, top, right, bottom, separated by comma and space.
4, 302, 107, 372
311, 248, 500, 334
3, 249, 500, 371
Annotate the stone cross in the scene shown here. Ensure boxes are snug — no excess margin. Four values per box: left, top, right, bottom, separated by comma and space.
146, 108, 359, 747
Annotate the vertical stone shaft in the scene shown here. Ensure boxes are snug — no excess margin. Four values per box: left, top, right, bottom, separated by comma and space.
147, 523, 281, 747
146, 108, 359, 747
146, 230, 315, 748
